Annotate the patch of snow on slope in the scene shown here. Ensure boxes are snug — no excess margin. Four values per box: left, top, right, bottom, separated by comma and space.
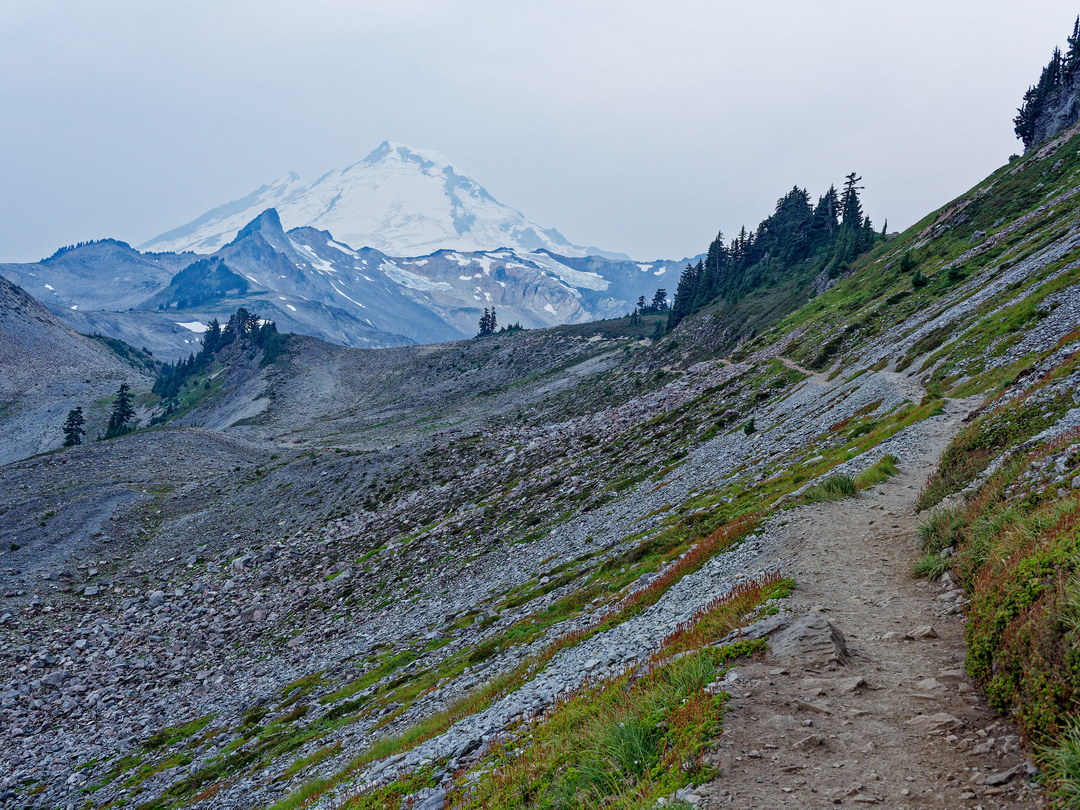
328, 281, 366, 309
326, 239, 359, 257
379, 260, 453, 292
176, 321, 207, 333
293, 242, 338, 274
524, 252, 609, 292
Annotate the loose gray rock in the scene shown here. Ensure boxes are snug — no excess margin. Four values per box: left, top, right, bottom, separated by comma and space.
768, 613, 849, 668
905, 712, 963, 734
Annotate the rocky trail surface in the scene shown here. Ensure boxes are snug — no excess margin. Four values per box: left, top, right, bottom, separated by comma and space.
697, 398, 1040, 808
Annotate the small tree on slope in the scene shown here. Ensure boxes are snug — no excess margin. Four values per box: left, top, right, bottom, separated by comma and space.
104, 384, 136, 439
62, 406, 85, 447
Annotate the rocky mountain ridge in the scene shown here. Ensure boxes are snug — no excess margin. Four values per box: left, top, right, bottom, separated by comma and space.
1, 210, 685, 361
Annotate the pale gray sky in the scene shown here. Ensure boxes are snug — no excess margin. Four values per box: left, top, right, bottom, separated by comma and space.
1, 1, 1076, 262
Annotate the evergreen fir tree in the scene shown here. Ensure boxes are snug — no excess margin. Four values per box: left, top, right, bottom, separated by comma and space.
700, 231, 729, 303
104, 384, 136, 439
201, 319, 222, 357
1068, 17, 1080, 75
651, 289, 668, 311
62, 406, 85, 447
812, 186, 840, 237
477, 307, 497, 336
667, 260, 702, 331
840, 173, 864, 227
1016, 45, 1067, 148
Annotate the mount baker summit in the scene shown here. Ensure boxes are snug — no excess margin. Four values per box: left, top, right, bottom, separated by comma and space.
141, 142, 627, 259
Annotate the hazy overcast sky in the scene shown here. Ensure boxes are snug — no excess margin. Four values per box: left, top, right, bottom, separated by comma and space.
1, 1, 1077, 262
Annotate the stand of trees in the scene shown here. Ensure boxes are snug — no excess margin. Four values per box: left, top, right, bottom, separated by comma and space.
58, 308, 285, 447
153, 307, 283, 401
478, 307, 498, 336
1015, 18, 1080, 149
477, 308, 525, 335
667, 173, 883, 331
629, 289, 668, 324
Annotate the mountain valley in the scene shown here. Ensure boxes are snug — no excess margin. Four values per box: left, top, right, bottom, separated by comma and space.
8, 23, 1080, 810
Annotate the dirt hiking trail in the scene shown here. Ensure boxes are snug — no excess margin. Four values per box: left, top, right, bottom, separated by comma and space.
697, 398, 1041, 808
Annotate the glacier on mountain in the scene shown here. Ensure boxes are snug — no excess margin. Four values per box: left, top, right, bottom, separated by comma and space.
141, 142, 626, 259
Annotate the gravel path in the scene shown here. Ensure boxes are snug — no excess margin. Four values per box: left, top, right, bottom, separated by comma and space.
316, 380, 989, 805
697, 397, 1040, 808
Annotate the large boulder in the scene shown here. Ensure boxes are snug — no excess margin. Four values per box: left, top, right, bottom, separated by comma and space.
768, 612, 849, 668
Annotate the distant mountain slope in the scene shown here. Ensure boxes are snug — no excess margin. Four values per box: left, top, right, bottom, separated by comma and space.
2, 209, 682, 359
141, 142, 625, 259
0, 276, 152, 464
0, 238, 194, 311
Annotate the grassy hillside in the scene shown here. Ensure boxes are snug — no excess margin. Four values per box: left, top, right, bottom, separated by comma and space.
739, 130, 1080, 388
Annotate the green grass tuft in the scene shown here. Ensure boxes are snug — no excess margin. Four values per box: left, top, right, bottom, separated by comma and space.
1042, 715, 1080, 806
917, 507, 963, 554
797, 473, 857, 504
854, 454, 899, 490
912, 553, 949, 581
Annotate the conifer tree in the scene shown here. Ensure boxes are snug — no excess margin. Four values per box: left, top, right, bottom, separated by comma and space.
1067, 17, 1080, 75
840, 173, 864, 227
697, 230, 729, 306
668, 260, 702, 330
478, 307, 497, 336
104, 384, 136, 439
202, 319, 222, 356
62, 406, 85, 447
812, 186, 840, 237
651, 288, 668, 311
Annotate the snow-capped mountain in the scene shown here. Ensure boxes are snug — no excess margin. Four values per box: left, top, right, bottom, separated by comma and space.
141, 142, 624, 259
3, 209, 686, 360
